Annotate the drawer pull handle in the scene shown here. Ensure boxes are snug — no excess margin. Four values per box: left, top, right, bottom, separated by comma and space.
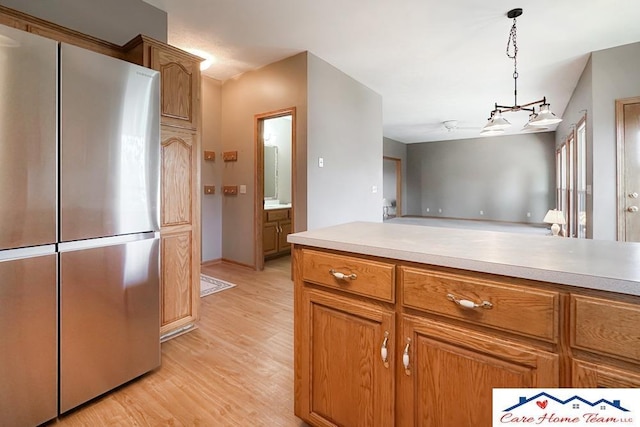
447, 293, 493, 310
329, 269, 357, 280
402, 338, 411, 375
381, 331, 390, 368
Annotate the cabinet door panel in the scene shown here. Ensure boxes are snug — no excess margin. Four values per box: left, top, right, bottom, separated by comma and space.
278, 220, 291, 253
297, 289, 394, 427
161, 231, 193, 328
263, 221, 278, 256
161, 130, 193, 226
572, 359, 640, 388
151, 46, 199, 129
398, 315, 558, 427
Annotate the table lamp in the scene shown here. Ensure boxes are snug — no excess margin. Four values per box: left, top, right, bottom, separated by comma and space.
543, 209, 566, 236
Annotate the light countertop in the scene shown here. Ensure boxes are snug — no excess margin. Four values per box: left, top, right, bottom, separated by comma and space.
288, 221, 640, 297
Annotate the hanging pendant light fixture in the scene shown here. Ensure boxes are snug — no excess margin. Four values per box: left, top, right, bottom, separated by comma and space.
481, 8, 562, 134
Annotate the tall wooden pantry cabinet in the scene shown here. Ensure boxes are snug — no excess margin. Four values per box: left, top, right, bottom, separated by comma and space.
125, 35, 203, 340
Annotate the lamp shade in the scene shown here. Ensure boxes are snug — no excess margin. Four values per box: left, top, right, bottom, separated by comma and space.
483, 111, 511, 131
543, 209, 566, 225
529, 104, 562, 126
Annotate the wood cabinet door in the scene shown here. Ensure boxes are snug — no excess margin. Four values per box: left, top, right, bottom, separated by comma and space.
397, 315, 558, 427
160, 126, 199, 338
278, 219, 291, 253
151, 46, 200, 130
296, 288, 395, 427
572, 358, 640, 387
263, 221, 278, 256
161, 231, 193, 329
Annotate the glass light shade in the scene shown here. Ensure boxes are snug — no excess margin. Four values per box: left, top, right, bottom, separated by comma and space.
483, 111, 511, 131
529, 104, 562, 126
543, 209, 566, 225
480, 128, 505, 136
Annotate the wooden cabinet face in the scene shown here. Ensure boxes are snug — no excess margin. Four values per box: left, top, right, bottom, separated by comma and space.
263, 221, 278, 256
161, 130, 193, 227
161, 231, 193, 327
398, 316, 558, 427
572, 359, 640, 388
151, 47, 199, 129
278, 220, 291, 252
263, 209, 291, 258
296, 289, 394, 427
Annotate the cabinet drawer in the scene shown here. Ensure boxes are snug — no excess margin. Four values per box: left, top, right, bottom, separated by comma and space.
401, 267, 559, 342
301, 249, 395, 302
265, 209, 289, 222
571, 295, 640, 363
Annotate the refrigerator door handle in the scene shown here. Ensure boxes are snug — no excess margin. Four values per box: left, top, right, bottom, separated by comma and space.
58, 231, 159, 252
0, 244, 56, 262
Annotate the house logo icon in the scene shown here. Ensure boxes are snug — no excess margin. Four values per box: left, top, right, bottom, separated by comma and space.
504, 391, 630, 412
493, 388, 640, 426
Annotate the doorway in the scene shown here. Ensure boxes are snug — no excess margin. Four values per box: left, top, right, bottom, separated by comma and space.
616, 96, 640, 242
383, 156, 402, 219
255, 108, 296, 270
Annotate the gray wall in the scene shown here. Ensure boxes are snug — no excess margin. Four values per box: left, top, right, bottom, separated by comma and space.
220, 52, 308, 267
557, 41, 640, 240
383, 137, 407, 216
0, 0, 167, 45
406, 133, 556, 223
555, 56, 593, 238
201, 76, 223, 262
307, 54, 383, 229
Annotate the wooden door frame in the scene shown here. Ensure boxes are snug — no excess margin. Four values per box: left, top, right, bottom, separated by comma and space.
254, 107, 296, 271
616, 96, 640, 241
383, 156, 402, 217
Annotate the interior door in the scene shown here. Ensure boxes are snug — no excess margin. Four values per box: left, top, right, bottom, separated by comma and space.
616, 97, 640, 242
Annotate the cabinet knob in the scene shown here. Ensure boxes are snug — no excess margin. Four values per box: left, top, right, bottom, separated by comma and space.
628, 206, 639, 213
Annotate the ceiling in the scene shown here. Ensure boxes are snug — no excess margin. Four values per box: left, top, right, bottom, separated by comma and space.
142, 0, 640, 143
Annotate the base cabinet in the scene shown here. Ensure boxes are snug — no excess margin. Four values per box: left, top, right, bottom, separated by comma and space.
295, 288, 395, 427
397, 316, 558, 427
264, 208, 291, 258
293, 246, 640, 427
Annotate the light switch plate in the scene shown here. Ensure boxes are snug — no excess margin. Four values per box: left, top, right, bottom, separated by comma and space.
239, 185, 247, 194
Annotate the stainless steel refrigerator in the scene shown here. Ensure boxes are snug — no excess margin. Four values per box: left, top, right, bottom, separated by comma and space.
0, 25, 160, 425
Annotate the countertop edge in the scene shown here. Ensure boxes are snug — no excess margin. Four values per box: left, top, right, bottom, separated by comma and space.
289, 232, 640, 298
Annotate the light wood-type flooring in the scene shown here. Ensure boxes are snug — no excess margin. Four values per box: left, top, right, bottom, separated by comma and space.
51, 256, 308, 426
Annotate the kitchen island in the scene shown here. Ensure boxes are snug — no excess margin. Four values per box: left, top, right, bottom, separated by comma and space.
288, 222, 640, 426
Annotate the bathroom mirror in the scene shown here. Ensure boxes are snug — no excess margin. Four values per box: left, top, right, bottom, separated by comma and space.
264, 145, 278, 200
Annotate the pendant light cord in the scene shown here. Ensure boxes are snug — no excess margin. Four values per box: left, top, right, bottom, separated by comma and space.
506, 17, 518, 107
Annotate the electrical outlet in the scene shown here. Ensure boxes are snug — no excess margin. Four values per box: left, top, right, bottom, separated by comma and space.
372, 185, 377, 193
480, 210, 484, 215
318, 157, 324, 168
527, 212, 531, 218
239, 185, 247, 194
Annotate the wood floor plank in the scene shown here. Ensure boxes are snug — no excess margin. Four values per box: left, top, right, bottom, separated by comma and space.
50, 256, 307, 426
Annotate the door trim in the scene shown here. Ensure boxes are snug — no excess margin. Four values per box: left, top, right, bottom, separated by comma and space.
254, 107, 296, 270
616, 96, 640, 241
383, 156, 402, 217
